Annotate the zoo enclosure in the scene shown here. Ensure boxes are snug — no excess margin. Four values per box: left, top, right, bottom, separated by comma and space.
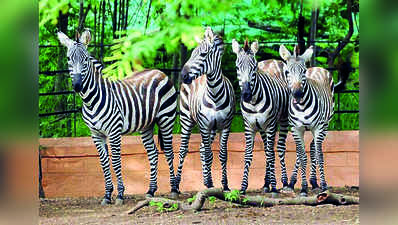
39, 39, 359, 137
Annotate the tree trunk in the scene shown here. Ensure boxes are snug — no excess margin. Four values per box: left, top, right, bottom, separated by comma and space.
112, 0, 118, 38
328, 0, 353, 68
93, 5, 97, 56
124, 0, 129, 30
77, 0, 91, 32
179, 44, 187, 90
308, 2, 319, 67
56, 10, 70, 135
172, 52, 179, 89
144, 0, 152, 32
297, 0, 305, 54
118, 0, 123, 33
100, 0, 106, 61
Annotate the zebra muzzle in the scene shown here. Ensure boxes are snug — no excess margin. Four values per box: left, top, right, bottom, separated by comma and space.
71, 73, 83, 92
241, 82, 252, 102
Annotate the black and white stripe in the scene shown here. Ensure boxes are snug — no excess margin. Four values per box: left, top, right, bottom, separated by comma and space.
58, 30, 178, 204
175, 27, 235, 191
232, 39, 290, 193
279, 45, 334, 195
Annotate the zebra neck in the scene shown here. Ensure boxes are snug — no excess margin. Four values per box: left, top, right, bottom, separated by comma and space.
79, 59, 108, 108
206, 64, 222, 95
250, 72, 262, 104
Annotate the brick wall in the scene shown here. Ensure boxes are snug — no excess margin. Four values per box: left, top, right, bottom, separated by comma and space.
39, 131, 359, 197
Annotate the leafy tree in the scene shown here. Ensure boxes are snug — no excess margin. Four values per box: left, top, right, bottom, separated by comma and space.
39, 0, 359, 137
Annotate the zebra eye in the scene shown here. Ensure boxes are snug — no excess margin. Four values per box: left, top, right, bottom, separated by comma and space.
285, 71, 289, 75
236, 66, 239, 71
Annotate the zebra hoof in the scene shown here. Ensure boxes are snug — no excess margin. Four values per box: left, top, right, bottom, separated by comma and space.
101, 198, 111, 205
262, 187, 270, 193
169, 191, 179, 200
145, 193, 154, 198
223, 186, 231, 192
115, 198, 124, 205
281, 186, 294, 193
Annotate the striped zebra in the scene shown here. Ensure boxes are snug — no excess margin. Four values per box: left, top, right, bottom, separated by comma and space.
175, 27, 235, 191
279, 45, 334, 195
57, 29, 178, 205
232, 39, 290, 194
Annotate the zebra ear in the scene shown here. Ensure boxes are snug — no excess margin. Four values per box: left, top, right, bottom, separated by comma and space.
194, 35, 202, 44
251, 40, 259, 55
231, 39, 241, 54
279, 44, 291, 61
57, 31, 73, 48
79, 28, 92, 47
204, 27, 214, 42
301, 46, 314, 62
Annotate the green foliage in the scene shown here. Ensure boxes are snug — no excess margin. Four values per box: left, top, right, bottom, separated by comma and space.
187, 195, 196, 204
39, 0, 359, 137
208, 196, 216, 204
224, 189, 240, 202
149, 200, 178, 212
103, 0, 235, 79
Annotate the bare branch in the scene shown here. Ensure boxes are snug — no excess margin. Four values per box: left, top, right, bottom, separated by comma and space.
328, 0, 354, 68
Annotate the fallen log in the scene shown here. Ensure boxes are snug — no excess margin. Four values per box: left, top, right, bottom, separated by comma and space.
126, 188, 359, 214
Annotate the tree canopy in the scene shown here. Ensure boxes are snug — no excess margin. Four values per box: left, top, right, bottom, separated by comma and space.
39, 0, 359, 137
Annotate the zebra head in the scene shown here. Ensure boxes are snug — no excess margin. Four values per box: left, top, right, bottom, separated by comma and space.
279, 45, 313, 104
232, 39, 259, 103
181, 27, 224, 84
57, 29, 92, 92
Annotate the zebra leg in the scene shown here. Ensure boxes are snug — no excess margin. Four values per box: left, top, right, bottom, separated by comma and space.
288, 151, 300, 190
199, 130, 214, 188
140, 127, 159, 197
240, 129, 255, 194
157, 116, 178, 194
292, 126, 308, 196
262, 127, 278, 193
92, 133, 113, 205
204, 130, 216, 185
219, 127, 231, 191
259, 131, 270, 192
314, 126, 328, 191
108, 132, 125, 205
175, 115, 195, 191
277, 121, 289, 188
309, 139, 319, 190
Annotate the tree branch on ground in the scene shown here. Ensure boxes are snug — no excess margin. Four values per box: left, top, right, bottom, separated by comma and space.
126, 188, 359, 215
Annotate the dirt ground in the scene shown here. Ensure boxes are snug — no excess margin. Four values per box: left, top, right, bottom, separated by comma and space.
40, 186, 359, 225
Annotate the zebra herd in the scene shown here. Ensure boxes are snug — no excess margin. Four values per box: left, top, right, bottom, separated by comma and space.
57, 26, 334, 205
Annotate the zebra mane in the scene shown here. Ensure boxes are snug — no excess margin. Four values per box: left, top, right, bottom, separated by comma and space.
243, 38, 249, 52
89, 56, 104, 72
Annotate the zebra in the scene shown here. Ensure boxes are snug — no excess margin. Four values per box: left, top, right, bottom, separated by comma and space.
175, 27, 235, 191
279, 45, 334, 196
231, 39, 290, 194
57, 29, 178, 205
